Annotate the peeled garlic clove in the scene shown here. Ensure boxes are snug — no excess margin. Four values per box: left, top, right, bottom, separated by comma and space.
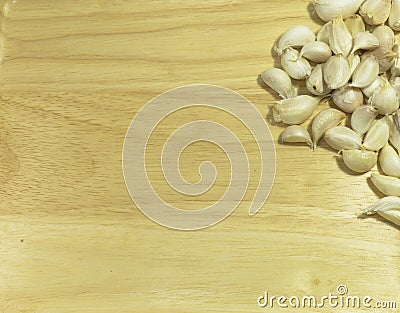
359, 0, 392, 26
311, 108, 346, 150
379, 143, 400, 177
363, 196, 400, 226
344, 14, 366, 36
348, 54, 361, 75
389, 0, 400, 31
274, 26, 315, 55
364, 47, 395, 74
324, 126, 363, 150
371, 173, 400, 196
369, 81, 399, 115
363, 117, 390, 151
313, 0, 365, 22
351, 31, 380, 54
351, 55, 379, 88
306, 64, 331, 96
389, 113, 400, 152
329, 15, 353, 57
273, 95, 321, 125
323, 54, 352, 89
281, 47, 312, 80
261, 68, 297, 99
351, 105, 379, 135
361, 75, 385, 98
372, 25, 395, 51
342, 149, 377, 173
317, 21, 331, 44
300, 41, 331, 63
280, 125, 312, 146
332, 85, 363, 113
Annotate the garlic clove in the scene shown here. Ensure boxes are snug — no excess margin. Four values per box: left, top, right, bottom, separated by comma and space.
361, 74, 385, 98
389, 112, 400, 152
316, 21, 331, 44
300, 41, 332, 63
306, 64, 332, 96
273, 95, 321, 125
390, 76, 400, 97
348, 54, 361, 75
280, 125, 312, 146
363, 196, 400, 226
351, 55, 379, 88
324, 126, 363, 150
390, 44, 400, 78
363, 117, 390, 151
344, 14, 366, 36
332, 85, 363, 113
368, 80, 399, 115
323, 54, 352, 89
274, 26, 315, 56
261, 68, 297, 99
313, 0, 365, 22
351, 31, 380, 54
389, 0, 400, 31
364, 47, 396, 74
359, 0, 392, 26
378, 143, 400, 177
372, 25, 395, 51
311, 108, 346, 150
329, 15, 353, 57
281, 47, 312, 80
342, 149, 377, 173
351, 105, 379, 135
370, 173, 400, 196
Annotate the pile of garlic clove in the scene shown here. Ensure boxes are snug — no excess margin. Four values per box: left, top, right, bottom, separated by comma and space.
261, 0, 400, 227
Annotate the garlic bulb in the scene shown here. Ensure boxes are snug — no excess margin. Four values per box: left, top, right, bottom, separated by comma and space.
360, 0, 392, 25
370, 173, 400, 196
342, 149, 377, 173
273, 95, 321, 125
379, 143, 400, 177
363, 196, 400, 226
274, 26, 315, 56
324, 126, 363, 150
261, 68, 297, 99
311, 108, 346, 150
313, 0, 365, 22
344, 14, 366, 36
317, 21, 331, 44
323, 54, 352, 89
363, 117, 390, 151
361, 75, 385, 98
351, 55, 379, 88
281, 47, 312, 80
368, 81, 399, 115
332, 85, 363, 113
389, 0, 400, 31
329, 15, 353, 57
372, 25, 395, 51
280, 125, 312, 146
306, 64, 331, 96
351, 31, 380, 54
300, 41, 332, 63
351, 105, 379, 135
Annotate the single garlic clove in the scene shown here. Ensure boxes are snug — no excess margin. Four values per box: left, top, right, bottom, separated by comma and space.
323, 54, 352, 89
368, 80, 399, 115
389, 0, 400, 31
390, 44, 400, 78
389, 112, 400, 152
344, 14, 366, 36
300, 41, 332, 63
351, 31, 380, 54
329, 15, 353, 57
363, 117, 390, 151
273, 95, 321, 125
363, 196, 400, 226
378, 143, 400, 177
274, 25, 315, 56
281, 47, 312, 80
313, 0, 365, 22
364, 47, 396, 74
361, 74, 385, 98
372, 25, 395, 51
311, 108, 346, 150
280, 125, 312, 146
342, 149, 377, 173
316, 21, 331, 44
306, 64, 332, 96
359, 0, 392, 26
351, 105, 379, 136
390, 76, 400, 97
332, 85, 363, 113
351, 55, 379, 88
370, 173, 400, 196
324, 126, 363, 150
348, 54, 361, 75
261, 68, 297, 99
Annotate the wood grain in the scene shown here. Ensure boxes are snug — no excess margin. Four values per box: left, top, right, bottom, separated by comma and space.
0, 0, 398, 312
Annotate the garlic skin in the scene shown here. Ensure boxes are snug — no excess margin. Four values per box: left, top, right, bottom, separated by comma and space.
313, 0, 365, 22
363, 196, 400, 226
370, 173, 400, 196
329, 15, 353, 57
379, 143, 400, 177
281, 47, 312, 80
372, 25, 395, 51
351, 105, 379, 135
368, 81, 399, 115
344, 14, 366, 36
389, 113, 400, 152
351, 55, 379, 88
361, 75, 385, 98
274, 26, 315, 56
332, 85, 363, 113
311, 108, 346, 150
363, 117, 390, 151
261, 68, 297, 99
348, 54, 361, 75
359, 0, 392, 26
306, 64, 331, 96
389, 0, 400, 31
323, 54, 352, 89
300, 41, 332, 63
280, 125, 312, 146
342, 149, 377, 173
317, 21, 331, 44
324, 126, 363, 150
273, 95, 321, 125
351, 31, 380, 54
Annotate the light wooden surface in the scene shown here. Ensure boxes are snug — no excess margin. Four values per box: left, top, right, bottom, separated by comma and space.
0, 0, 399, 312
